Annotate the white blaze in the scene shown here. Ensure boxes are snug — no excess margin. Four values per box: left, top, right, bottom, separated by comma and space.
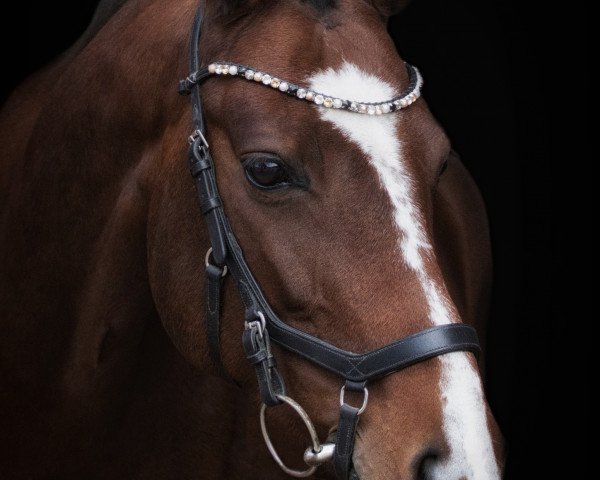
309, 63, 500, 479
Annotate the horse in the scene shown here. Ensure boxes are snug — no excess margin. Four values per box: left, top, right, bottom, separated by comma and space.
0, 0, 504, 478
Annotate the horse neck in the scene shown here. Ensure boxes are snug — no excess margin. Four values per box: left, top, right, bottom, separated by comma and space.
0, 0, 194, 410
0, 0, 240, 474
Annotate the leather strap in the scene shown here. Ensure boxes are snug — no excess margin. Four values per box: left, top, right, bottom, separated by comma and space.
188, 3, 205, 136
205, 263, 226, 375
268, 322, 479, 383
188, 138, 228, 264
334, 405, 360, 479
242, 311, 286, 406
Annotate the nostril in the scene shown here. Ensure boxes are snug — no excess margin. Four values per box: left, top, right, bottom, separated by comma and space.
413, 446, 442, 480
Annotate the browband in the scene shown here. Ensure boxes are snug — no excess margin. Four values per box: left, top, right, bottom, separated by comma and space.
180, 61, 424, 115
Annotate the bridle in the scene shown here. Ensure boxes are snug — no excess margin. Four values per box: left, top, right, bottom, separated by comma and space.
178, 3, 481, 479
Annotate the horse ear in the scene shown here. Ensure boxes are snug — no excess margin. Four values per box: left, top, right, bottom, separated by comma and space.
370, 0, 412, 17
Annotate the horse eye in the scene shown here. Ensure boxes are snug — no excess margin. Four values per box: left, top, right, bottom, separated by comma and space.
244, 156, 290, 190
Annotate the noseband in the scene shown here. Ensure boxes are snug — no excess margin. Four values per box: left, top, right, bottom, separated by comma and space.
179, 4, 480, 479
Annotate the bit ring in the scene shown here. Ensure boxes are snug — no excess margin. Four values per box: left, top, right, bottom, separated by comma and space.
260, 395, 323, 478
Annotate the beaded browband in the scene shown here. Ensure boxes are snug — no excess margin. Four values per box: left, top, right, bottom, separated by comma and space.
180, 61, 423, 115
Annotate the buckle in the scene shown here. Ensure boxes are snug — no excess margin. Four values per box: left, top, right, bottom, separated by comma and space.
188, 129, 209, 148
245, 311, 266, 340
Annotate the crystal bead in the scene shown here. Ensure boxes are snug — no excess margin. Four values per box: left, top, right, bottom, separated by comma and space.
271, 78, 280, 88
245, 70, 254, 80
296, 88, 307, 99
367, 106, 375, 115
323, 98, 333, 108
261, 74, 272, 85
279, 82, 289, 92
228, 65, 238, 75
253, 72, 263, 81
381, 103, 391, 113
215, 66, 222, 74
208, 64, 216, 74
333, 98, 343, 109
305, 91, 315, 101
359, 104, 367, 113
314, 94, 324, 105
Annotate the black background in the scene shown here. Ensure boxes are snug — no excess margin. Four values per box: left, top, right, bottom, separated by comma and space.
0, 1, 588, 478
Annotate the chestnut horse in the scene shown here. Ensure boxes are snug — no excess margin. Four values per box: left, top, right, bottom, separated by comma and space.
0, 0, 503, 478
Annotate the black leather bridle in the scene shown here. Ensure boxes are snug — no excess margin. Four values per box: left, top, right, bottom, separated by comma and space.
179, 3, 481, 479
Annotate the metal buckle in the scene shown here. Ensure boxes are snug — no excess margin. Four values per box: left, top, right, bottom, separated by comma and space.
188, 129, 209, 148
187, 72, 198, 84
204, 247, 227, 277
260, 394, 328, 478
340, 385, 369, 415
244, 311, 266, 340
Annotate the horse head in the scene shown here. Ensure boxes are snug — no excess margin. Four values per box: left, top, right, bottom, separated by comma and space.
147, 0, 503, 478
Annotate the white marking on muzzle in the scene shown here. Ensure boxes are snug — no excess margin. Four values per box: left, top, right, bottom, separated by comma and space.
309, 63, 500, 479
